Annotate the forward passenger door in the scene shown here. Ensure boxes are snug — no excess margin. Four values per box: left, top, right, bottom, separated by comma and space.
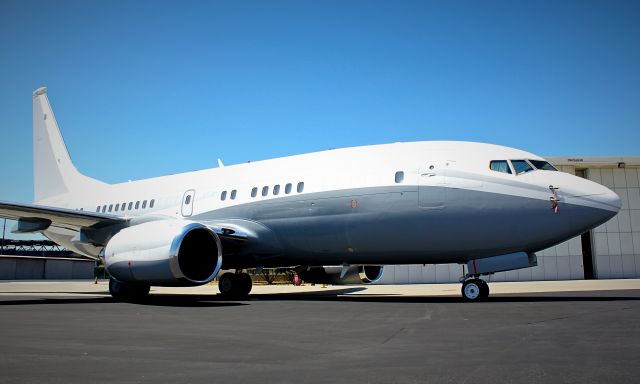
181, 189, 195, 217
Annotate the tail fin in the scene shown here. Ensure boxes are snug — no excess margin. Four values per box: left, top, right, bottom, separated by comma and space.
32, 87, 105, 202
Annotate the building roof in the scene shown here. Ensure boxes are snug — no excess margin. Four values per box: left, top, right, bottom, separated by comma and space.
546, 156, 640, 168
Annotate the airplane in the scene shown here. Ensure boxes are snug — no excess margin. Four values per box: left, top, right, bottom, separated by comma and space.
0, 87, 622, 301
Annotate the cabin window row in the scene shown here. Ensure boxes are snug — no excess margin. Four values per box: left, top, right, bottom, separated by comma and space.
249, 182, 304, 199
220, 189, 237, 201
96, 199, 155, 213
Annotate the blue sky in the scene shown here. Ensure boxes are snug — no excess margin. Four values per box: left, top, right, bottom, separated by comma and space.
0, 0, 639, 212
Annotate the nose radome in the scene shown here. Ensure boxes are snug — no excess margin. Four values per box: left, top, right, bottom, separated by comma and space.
581, 180, 621, 216
599, 187, 622, 212
558, 174, 622, 213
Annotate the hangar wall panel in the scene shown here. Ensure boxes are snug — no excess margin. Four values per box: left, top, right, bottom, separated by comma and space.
15, 259, 45, 279
0, 259, 17, 279
72, 260, 94, 278
592, 167, 640, 279
45, 259, 74, 279
0, 257, 94, 280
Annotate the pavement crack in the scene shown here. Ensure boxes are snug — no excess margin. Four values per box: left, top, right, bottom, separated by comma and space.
381, 327, 406, 344
527, 305, 637, 325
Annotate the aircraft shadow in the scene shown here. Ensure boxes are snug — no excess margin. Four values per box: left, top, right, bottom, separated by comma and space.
249, 290, 640, 304
0, 295, 247, 308
0, 288, 638, 306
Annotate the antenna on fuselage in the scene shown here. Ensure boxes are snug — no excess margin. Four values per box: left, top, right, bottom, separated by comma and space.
217, 158, 224, 168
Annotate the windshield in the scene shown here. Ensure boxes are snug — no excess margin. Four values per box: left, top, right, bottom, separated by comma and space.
511, 160, 534, 175
490, 160, 512, 174
529, 160, 558, 171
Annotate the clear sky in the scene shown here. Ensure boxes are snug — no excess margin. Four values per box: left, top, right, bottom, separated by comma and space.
0, 0, 639, 212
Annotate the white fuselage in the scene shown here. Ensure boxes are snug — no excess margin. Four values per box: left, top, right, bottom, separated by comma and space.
38, 140, 620, 266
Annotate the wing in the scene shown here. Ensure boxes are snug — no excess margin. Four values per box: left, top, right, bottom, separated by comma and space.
0, 201, 248, 248
0, 200, 126, 233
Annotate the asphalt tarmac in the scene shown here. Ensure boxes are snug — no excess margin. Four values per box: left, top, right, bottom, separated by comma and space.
0, 283, 639, 384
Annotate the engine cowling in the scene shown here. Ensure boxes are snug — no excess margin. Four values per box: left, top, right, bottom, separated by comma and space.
296, 265, 384, 285
105, 220, 222, 286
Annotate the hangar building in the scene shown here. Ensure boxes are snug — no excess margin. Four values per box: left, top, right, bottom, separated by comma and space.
378, 157, 640, 284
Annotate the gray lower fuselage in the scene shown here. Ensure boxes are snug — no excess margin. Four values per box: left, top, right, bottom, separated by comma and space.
192, 184, 615, 269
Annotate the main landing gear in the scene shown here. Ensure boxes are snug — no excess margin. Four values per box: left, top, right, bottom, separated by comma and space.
461, 277, 490, 301
108, 278, 150, 301
218, 271, 253, 298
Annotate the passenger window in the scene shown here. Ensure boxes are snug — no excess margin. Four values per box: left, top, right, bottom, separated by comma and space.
184, 195, 191, 205
511, 160, 534, 175
114, 204, 119, 212
221, 191, 227, 201
142, 200, 147, 209
489, 160, 512, 174
96, 206, 100, 212
108, 204, 113, 212
128, 202, 133, 210
251, 187, 258, 198
230, 190, 237, 200
102, 205, 107, 213
395, 171, 404, 183
262, 186, 269, 196
121, 203, 126, 211
273, 185, 280, 195
135, 201, 140, 209
150, 199, 155, 208
297, 182, 304, 193
285, 183, 292, 194
529, 160, 558, 171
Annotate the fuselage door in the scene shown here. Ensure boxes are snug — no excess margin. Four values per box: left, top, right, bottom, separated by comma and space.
181, 189, 195, 217
419, 162, 446, 209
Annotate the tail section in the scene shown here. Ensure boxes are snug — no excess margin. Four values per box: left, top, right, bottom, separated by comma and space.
32, 87, 105, 202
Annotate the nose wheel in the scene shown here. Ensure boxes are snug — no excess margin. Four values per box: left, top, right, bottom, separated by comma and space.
461, 278, 489, 301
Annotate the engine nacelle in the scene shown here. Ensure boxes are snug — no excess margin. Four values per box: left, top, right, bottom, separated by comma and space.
105, 220, 222, 286
296, 265, 384, 285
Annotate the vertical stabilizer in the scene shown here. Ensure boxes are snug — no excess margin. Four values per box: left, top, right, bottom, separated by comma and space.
32, 87, 105, 202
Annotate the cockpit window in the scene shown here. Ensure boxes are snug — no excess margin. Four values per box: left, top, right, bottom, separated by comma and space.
489, 160, 512, 174
529, 160, 558, 171
511, 160, 534, 175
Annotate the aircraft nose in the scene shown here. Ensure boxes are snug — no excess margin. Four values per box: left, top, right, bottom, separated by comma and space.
560, 175, 621, 224
594, 186, 622, 213
572, 181, 621, 218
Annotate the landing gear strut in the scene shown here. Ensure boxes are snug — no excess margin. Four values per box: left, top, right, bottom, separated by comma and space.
461, 277, 490, 301
108, 278, 150, 301
218, 271, 253, 298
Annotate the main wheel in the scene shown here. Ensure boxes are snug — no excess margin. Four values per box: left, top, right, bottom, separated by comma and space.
478, 279, 490, 299
461, 279, 484, 301
218, 272, 252, 298
218, 273, 237, 296
108, 278, 150, 301
236, 273, 253, 296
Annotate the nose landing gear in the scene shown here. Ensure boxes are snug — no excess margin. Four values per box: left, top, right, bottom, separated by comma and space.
461, 277, 490, 301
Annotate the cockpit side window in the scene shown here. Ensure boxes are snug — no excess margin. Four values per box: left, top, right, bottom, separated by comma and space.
529, 159, 558, 171
489, 160, 512, 174
511, 160, 534, 175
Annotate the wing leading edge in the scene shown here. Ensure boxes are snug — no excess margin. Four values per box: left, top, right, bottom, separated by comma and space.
0, 200, 126, 232
0, 201, 248, 246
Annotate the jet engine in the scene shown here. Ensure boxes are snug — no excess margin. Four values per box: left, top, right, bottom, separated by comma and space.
105, 220, 222, 286
296, 265, 384, 285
